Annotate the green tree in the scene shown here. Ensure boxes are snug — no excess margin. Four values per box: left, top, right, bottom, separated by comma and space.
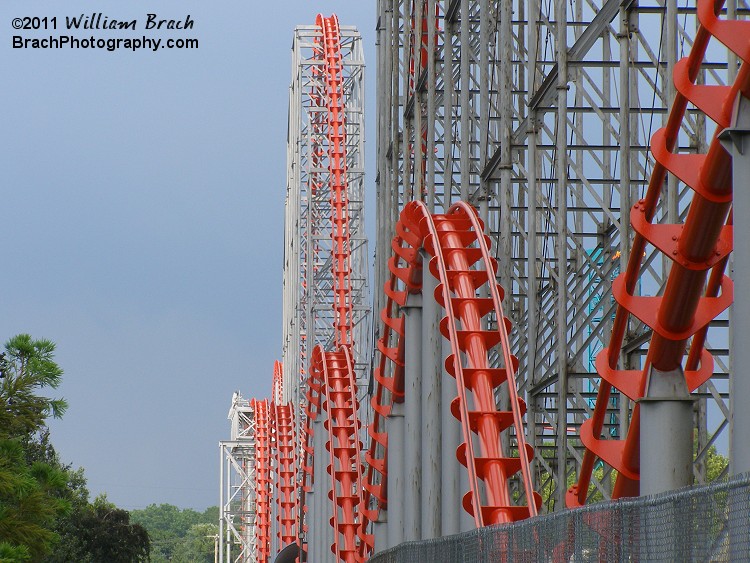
63, 495, 149, 563
0, 334, 67, 439
36, 463, 150, 563
0, 438, 69, 561
171, 523, 218, 563
131, 504, 218, 562
0, 334, 150, 562
0, 335, 70, 560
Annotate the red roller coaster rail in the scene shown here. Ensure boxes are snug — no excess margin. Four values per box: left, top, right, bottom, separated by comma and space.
252, 398, 272, 562
272, 362, 297, 550
297, 14, 368, 563
568, 0, 747, 506
361, 200, 540, 559
318, 13, 354, 350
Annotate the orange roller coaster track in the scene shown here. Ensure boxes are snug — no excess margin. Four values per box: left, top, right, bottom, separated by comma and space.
297, 13, 367, 563
272, 362, 297, 549
252, 398, 273, 562
361, 200, 540, 557
318, 12, 354, 350
568, 0, 747, 506
305, 345, 368, 562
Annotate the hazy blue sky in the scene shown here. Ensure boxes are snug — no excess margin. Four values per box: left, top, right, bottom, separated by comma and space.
2, 0, 376, 510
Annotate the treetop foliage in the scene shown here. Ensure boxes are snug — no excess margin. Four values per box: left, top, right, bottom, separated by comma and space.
0, 334, 67, 440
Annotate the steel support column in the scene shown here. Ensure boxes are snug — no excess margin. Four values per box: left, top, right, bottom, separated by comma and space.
440, 336, 461, 536
554, 0, 569, 510
403, 295, 423, 541
721, 93, 750, 477
386, 405, 405, 547
219, 444, 225, 563
638, 366, 694, 496
421, 259, 442, 539
311, 418, 326, 562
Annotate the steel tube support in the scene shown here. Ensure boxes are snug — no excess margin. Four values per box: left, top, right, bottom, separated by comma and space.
555, 0, 569, 509
440, 336, 460, 536
459, 0, 470, 201
373, 513, 388, 555
312, 418, 325, 562
421, 262, 441, 539
271, 461, 279, 558
219, 444, 225, 563
426, 0, 436, 212
386, 404, 405, 548
403, 294, 423, 541
305, 487, 315, 563
527, 0, 540, 486
638, 366, 694, 496
443, 13, 455, 207
720, 93, 750, 476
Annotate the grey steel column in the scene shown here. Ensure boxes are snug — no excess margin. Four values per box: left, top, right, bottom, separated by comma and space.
413, 0, 424, 202
305, 451, 315, 563
440, 336, 461, 536
421, 264, 442, 538
403, 0, 413, 201
725, 92, 750, 563
305, 487, 314, 563
426, 0, 436, 213
618, 2, 634, 444
479, 0, 490, 223
459, 456, 473, 533
720, 94, 750, 476
638, 366, 694, 496
497, 0, 512, 287
459, 0, 470, 201
271, 462, 279, 558
323, 419, 334, 560
403, 294, 423, 540
218, 444, 224, 563
527, 113, 539, 482
526, 0, 540, 485
312, 417, 325, 563
443, 12, 455, 209
722, 85, 750, 563
373, 511, 389, 554
386, 401, 405, 547
555, 0, 569, 509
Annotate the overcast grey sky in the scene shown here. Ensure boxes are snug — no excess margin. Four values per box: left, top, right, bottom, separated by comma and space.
2, 0, 376, 510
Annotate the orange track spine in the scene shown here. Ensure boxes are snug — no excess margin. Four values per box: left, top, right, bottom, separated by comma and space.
319, 13, 353, 349
313, 345, 367, 562
253, 398, 272, 562
272, 362, 297, 549
299, 14, 366, 562
360, 201, 539, 554
568, 0, 748, 506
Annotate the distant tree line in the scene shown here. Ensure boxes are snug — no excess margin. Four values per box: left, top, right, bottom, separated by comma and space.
130, 504, 218, 562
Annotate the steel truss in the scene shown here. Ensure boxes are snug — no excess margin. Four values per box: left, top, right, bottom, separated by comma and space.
220, 393, 260, 563
284, 19, 371, 412
284, 28, 372, 553
375, 0, 742, 513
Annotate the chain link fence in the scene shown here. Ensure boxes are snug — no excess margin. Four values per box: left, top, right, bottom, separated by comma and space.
369, 473, 750, 562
